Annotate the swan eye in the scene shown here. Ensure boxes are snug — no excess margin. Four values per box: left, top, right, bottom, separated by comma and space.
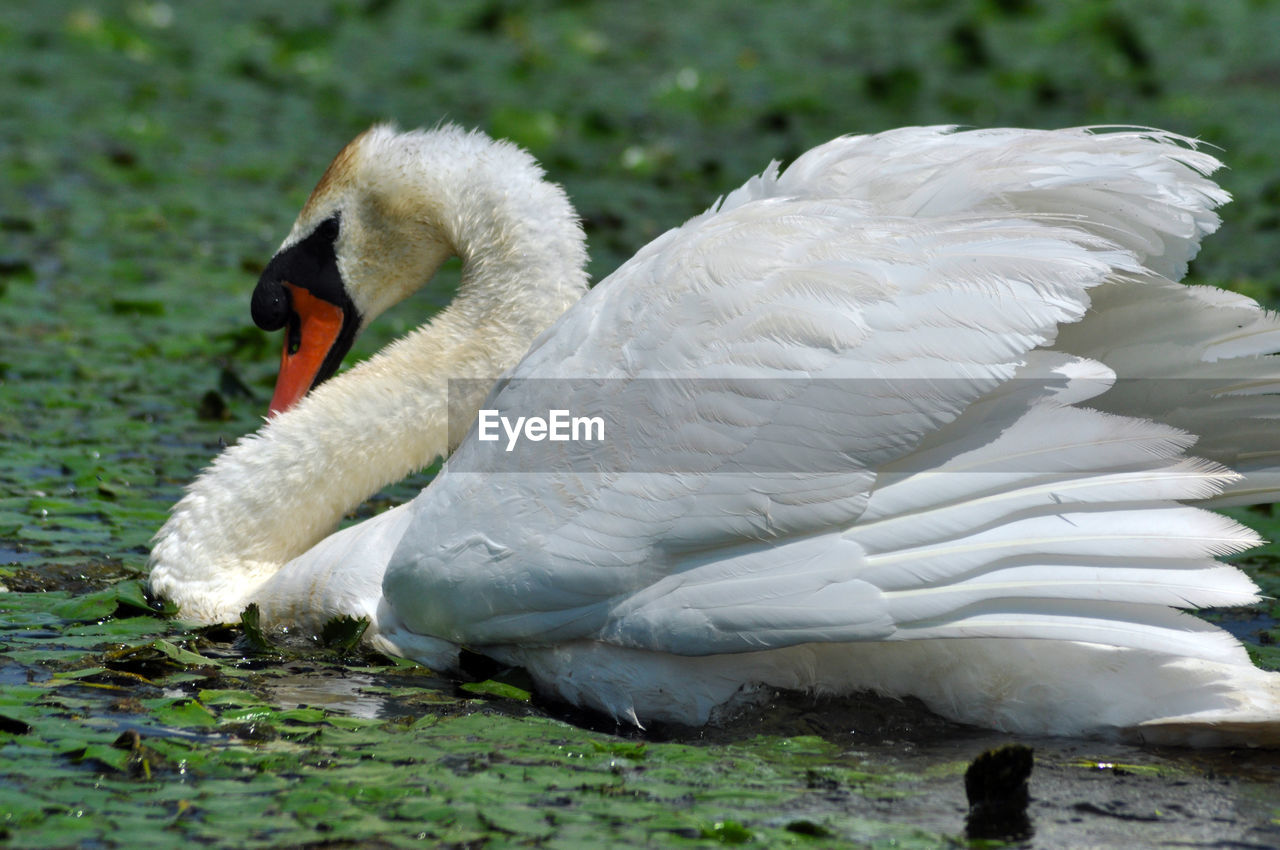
316, 216, 340, 243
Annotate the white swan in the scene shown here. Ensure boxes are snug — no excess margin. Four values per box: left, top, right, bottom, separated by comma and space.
150, 123, 1280, 745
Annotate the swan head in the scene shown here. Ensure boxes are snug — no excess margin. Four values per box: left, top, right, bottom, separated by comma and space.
249, 123, 567, 416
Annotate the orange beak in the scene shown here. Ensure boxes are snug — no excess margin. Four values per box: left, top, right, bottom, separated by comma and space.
268, 282, 348, 417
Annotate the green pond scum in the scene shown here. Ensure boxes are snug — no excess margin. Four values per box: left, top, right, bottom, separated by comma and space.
2, 1, 1280, 847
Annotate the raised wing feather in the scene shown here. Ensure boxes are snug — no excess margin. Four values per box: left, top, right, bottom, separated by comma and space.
704, 126, 1226, 280
1053, 278, 1280, 503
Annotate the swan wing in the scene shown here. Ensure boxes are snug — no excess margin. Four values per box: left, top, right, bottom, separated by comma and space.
255, 503, 415, 629
389, 351, 1259, 659
383, 127, 1240, 651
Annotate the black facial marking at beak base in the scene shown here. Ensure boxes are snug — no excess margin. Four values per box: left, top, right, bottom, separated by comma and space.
251, 213, 364, 406
252, 213, 352, 332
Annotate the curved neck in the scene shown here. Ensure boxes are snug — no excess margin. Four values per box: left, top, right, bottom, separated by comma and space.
150, 145, 588, 623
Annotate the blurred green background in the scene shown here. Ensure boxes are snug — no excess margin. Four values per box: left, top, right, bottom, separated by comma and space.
3, 2, 1280, 848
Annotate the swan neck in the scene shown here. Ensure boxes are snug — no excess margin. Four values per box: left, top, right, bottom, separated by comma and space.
438, 153, 588, 333
149, 132, 589, 623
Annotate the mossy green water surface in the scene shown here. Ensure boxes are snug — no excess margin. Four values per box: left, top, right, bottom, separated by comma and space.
3, 2, 1280, 847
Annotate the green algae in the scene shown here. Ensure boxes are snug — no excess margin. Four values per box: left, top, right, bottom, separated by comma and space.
3, 2, 1280, 847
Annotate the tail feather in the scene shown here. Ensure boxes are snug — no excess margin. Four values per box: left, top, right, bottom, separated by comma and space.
1055, 279, 1280, 504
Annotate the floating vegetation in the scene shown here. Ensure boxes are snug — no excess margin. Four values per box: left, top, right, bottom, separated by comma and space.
3, 1, 1280, 847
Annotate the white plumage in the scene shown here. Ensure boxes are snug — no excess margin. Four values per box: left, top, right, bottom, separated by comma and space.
150, 124, 1280, 744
